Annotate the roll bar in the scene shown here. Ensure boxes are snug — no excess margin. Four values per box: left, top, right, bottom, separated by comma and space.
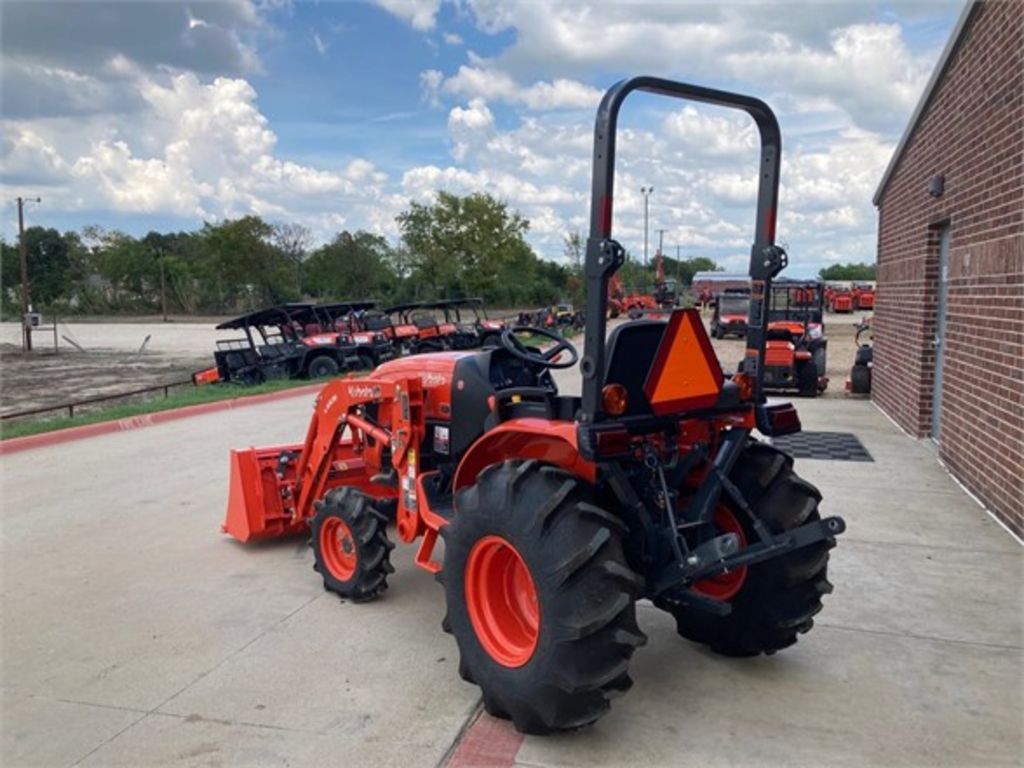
580, 76, 788, 422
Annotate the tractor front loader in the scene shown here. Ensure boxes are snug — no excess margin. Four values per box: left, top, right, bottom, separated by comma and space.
224, 76, 846, 735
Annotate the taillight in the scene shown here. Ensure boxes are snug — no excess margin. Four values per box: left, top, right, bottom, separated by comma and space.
594, 428, 632, 457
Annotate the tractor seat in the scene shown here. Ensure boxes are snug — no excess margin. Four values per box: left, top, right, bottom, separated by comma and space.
605, 317, 735, 416
448, 348, 558, 458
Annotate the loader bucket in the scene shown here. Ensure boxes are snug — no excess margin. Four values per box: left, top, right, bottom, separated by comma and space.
223, 444, 308, 542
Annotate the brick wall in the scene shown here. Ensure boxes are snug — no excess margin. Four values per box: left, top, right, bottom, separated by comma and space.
874, 0, 1023, 535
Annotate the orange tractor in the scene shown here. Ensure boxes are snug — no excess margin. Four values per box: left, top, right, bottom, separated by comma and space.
224, 77, 845, 734
853, 282, 875, 310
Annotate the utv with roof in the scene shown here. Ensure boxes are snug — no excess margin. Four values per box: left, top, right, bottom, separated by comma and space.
308, 301, 397, 368
205, 303, 358, 384
433, 298, 506, 349
709, 289, 751, 339
759, 280, 828, 397
385, 302, 458, 353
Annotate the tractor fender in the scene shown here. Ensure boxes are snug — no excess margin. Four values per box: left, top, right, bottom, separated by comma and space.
453, 418, 596, 492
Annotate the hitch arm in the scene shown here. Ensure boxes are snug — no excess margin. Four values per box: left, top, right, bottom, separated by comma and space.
651, 515, 846, 596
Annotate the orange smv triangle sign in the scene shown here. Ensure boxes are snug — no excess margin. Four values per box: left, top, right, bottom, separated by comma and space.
643, 309, 724, 415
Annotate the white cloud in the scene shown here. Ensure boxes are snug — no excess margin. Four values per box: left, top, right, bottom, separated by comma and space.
1, 73, 391, 238
447, 98, 495, 160
443, 32, 463, 45
372, 0, 442, 31
452, 0, 938, 136
440, 65, 602, 111
313, 33, 328, 56
420, 69, 444, 108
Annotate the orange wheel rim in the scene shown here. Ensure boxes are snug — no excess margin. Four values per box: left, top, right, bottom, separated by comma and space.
693, 506, 749, 600
465, 536, 540, 668
320, 517, 357, 581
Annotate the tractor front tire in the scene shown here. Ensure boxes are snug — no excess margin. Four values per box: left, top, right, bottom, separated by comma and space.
440, 460, 646, 734
658, 442, 834, 657
311, 488, 394, 602
357, 352, 375, 371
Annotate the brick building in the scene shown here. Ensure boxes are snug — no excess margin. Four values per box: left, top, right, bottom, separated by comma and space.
872, 0, 1023, 535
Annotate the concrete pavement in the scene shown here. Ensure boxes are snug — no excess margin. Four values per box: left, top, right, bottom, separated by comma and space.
1, 379, 1020, 766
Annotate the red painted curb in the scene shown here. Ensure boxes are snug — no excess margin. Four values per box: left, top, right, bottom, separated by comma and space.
447, 711, 524, 768
0, 383, 323, 457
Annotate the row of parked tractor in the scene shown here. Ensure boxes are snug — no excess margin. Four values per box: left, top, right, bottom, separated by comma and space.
707, 278, 875, 396
193, 298, 508, 386
825, 281, 875, 312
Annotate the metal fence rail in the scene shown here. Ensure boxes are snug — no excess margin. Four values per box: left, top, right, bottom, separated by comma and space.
1, 380, 195, 422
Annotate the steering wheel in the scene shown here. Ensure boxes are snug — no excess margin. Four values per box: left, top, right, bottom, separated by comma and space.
500, 326, 579, 370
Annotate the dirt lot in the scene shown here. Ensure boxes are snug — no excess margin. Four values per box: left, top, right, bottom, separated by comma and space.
0, 310, 868, 417
0, 320, 222, 416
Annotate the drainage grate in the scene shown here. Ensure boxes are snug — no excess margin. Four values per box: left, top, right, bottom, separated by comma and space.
771, 431, 874, 462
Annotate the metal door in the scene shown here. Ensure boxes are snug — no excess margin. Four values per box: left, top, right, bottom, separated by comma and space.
931, 225, 950, 441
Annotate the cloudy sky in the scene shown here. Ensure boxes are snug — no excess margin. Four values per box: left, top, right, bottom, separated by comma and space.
1, 0, 964, 275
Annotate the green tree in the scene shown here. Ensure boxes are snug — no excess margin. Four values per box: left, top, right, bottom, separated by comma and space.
659, 255, 720, 286
397, 192, 543, 304
818, 262, 876, 281
302, 231, 395, 301
563, 231, 583, 273
2, 227, 78, 310
200, 216, 295, 309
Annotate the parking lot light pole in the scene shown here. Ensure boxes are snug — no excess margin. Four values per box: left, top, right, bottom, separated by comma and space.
17, 196, 42, 352
641, 186, 653, 267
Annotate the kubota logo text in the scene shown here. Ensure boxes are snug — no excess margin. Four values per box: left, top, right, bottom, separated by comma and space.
347, 385, 382, 399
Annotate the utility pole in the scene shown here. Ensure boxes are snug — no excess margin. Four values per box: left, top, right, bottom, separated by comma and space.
159, 253, 168, 322
640, 186, 653, 267
17, 196, 41, 352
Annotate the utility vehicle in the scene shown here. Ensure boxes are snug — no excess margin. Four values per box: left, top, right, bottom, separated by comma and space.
308, 301, 397, 368
203, 303, 358, 384
710, 289, 751, 338
761, 280, 828, 396
431, 298, 506, 350
385, 302, 458, 353
224, 77, 845, 735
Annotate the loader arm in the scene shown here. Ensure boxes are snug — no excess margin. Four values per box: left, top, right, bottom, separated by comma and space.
223, 376, 422, 542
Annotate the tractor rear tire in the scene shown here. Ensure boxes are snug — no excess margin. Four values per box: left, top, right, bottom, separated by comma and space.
357, 352, 375, 371
440, 460, 646, 734
658, 442, 834, 657
311, 488, 394, 602
797, 360, 819, 397
308, 355, 339, 379
813, 346, 827, 378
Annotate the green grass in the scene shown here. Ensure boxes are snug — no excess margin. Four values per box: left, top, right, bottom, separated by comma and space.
0, 377, 321, 441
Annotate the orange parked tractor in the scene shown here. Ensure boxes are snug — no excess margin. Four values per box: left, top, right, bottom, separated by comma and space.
853, 282, 875, 310
827, 283, 854, 313
223, 77, 845, 734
